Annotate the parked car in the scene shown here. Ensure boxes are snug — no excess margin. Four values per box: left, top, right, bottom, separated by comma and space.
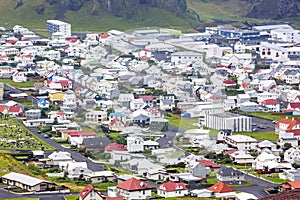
43, 134, 49, 138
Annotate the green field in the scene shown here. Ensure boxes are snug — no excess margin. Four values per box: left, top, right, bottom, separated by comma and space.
0, 117, 54, 150
0, 78, 36, 88
166, 113, 199, 130
233, 131, 279, 141
244, 112, 300, 122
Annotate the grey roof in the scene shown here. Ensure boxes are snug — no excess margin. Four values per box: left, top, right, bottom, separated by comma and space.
162, 99, 173, 105
218, 167, 244, 176
2, 172, 50, 186
83, 137, 111, 148
133, 114, 150, 121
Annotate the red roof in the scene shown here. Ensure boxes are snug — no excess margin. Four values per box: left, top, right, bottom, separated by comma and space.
56, 111, 66, 115
141, 48, 151, 52
8, 105, 21, 113
261, 99, 279, 105
117, 177, 153, 191
61, 129, 80, 134
79, 184, 103, 200
207, 182, 235, 193
158, 181, 187, 192
223, 79, 236, 85
100, 33, 109, 39
284, 180, 300, 189
139, 95, 153, 101
276, 117, 300, 131
198, 159, 220, 168
140, 56, 151, 60
0, 105, 6, 113
224, 150, 238, 155
105, 142, 127, 151
109, 117, 118, 126
289, 102, 300, 109
69, 131, 96, 137
58, 81, 70, 87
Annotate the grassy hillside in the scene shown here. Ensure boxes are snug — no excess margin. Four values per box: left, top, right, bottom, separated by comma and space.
0, 0, 295, 32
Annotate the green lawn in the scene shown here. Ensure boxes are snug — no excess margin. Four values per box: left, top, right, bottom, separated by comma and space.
166, 113, 199, 130
65, 196, 79, 200
248, 171, 286, 184
233, 131, 279, 141
241, 112, 300, 122
92, 182, 117, 191
0, 78, 35, 88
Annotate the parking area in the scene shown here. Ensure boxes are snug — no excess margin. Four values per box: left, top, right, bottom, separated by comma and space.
241, 114, 276, 132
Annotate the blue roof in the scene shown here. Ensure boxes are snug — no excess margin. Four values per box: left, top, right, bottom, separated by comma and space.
109, 112, 126, 117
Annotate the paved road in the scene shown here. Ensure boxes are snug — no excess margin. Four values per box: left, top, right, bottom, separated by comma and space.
28, 127, 103, 171
232, 171, 278, 198
4, 84, 37, 104
0, 188, 78, 199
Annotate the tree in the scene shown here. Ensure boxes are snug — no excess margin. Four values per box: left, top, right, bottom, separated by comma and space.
283, 143, 292, 150
107, 108, 115, 118
53, 117, 58, 125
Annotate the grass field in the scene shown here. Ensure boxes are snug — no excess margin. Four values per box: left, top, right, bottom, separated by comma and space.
0, 78, 35, 88
239, 111, 300, 122
65, 196, 78, 200
233, 131, 279, 141
0, 117, 54, 150
166, 113, 199, 130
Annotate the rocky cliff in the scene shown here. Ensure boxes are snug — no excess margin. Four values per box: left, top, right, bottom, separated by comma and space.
245, 0, 299, 19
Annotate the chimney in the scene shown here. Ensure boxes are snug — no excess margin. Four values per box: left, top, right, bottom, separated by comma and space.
292, 118, 294, 121
286, 116, 288, 119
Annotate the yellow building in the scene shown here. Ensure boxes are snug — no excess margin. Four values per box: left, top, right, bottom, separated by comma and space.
48, 91, 64, 102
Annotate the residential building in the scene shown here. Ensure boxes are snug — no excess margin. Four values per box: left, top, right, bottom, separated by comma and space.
171, 51, 203, 65
197, 159, 221, 173
85, 110, 107, 124
127, 137, 144, 153
261, 99, 280, 112
105, 142, 127, 152
83, 171, 116, 183
2, 172, 54, 192
115, 177, 153, 200
46, 20, 71, 37
81, 137, 111, 153
284, 148, 300, 164
205, 112, 252, 132
47, 151, 72, 166
207, 182, 235, 199
25, 109, 41, 119
68, 131, 96, 148
157, 182, 188, 198
79, 184, 104, 200
275, 117, 300, 139
224, 135, 257, 151
216, 167, 245, 184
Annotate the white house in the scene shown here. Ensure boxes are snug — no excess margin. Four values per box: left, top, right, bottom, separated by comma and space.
284, 148, 300, 164
12, 71, 27, 82
127, 137, 144, 153
252, 152, 280, 170
260, 99, 280, 112
25, 109, 41, 119
157, 181, 188, 198
224, 135, 257, 151
113, 177, 153, 200
85, 110, 107, 124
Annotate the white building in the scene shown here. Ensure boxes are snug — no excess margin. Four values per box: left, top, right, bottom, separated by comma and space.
46, 20, 71, 37
127, 137, 144, 153
225, 135, 257, 151
205, 112, 252, 132
171, 51, 203, 65
85, 110, 107, 124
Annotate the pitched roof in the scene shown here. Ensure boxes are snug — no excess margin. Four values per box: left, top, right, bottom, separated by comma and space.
69, 131, 96, 137
82, 137, 111, 148
261, 99, 279, 105
289, 102, 300, 109
8, 105, 22, 113
105, 142, 127, 151
0, 105, 6, 113
117, 177, 153, 191
284, 180, 300, 189
79, 184, 103, 200
106, 198, 124, 200
207, 182, 235, 193
197, 159, 220, 168
223, 79, 237, 85
218, 167, 244, 176
158, 181, 187, 192
2, 172, 50, 187
276, 117, 300, 131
